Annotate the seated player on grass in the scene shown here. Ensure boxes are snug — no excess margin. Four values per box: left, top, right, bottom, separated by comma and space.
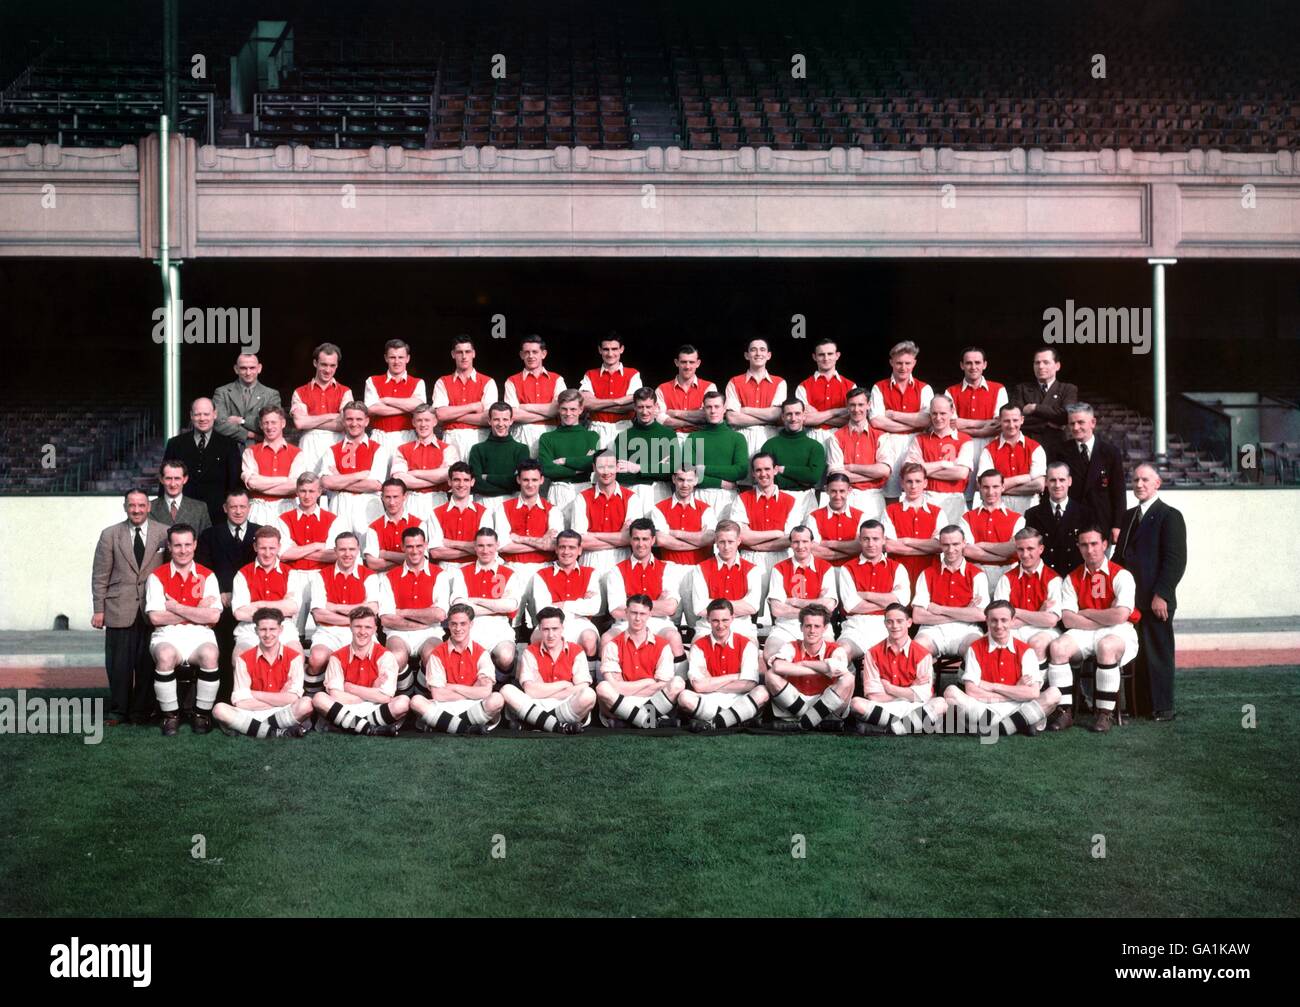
943, 600, 1061, 738
499, 608, 597, 734
595, 594, 683, 729
213, 608, 313, 739
409, 604, 505, 735
850, 603, 947, 736
312, 607, 410, 736
764, 603, 854, 731
677, 599, 768, 733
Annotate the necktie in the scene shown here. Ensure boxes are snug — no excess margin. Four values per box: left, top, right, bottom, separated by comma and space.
198, 432, 208, 450
133, 527, 145, 566
169, 500, 178, 521
234, 526, 243, 543
1078, 442, 1089, 463
1040, 383, 1049, 394
1054, 504, 1063, 520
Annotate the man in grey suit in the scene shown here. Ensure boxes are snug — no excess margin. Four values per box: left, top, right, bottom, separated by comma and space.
212, 352, 282, 443
149, 460, 212, 535
92, 490, 169, 724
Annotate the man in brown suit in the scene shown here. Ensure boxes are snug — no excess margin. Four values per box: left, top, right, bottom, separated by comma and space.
92, 489, 169, 725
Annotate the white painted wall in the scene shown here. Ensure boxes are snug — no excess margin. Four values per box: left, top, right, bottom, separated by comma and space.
0, 490, 1295, 630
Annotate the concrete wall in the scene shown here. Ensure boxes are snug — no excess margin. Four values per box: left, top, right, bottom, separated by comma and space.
2, 141, 1298, 260
1, 489, 1294, 631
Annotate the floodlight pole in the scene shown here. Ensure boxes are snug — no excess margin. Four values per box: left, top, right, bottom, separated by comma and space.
160, 0, 182, 438
1148, 258, 1176, 457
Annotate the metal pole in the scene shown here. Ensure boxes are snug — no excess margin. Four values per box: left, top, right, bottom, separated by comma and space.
160, 112, 179, 438
1148, 258, 1177, 457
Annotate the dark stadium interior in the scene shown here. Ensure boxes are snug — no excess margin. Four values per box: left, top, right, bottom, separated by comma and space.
3, 0, 1298, 151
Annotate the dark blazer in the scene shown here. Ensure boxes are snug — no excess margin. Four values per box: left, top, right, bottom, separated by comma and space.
1024, 497, 1094, 578
1115, 498, 1187, 610
91, 518, 169, 627
149, 495, 213, 535
1009, 379, 1078, 442
1052, 436, 1126, 536
162, 428, 244, 525
196, 521, 262, 593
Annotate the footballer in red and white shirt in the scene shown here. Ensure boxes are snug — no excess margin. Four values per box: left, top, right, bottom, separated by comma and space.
911, 527, 991, 658
795, 338, 855, 448
363, 339, 427, 451
595, 594, 683, 729
806, 472, 867, 567
275, 473, 337, 571
579, 333, 643, 448
944, 601, 1060, 738
447, 528, 526, 672
230, 526, 306, 653
571, 450, 645, 579
880, 462, 944, 589
389, 404, 459, 522
503, 335, 566, 456
408, 604, 505, 734
378, 527, 451, 694
650, 466, 718, 612
602, 519, 685, 659
685, 520, 764, 641
869, 341, 934, 497
529, 531, 602, 657
732, 453, 801, 592
904, 394, 974, 526
1046, 526, 1141, 734
213, 608, 313, 738
993, 526, 1063, 658
289, 342, 352, 473
488, 460, 564, 617
320, 401, 389, 535
145, 523, 223, 735
959, 469, 1027, 593
428, 463, 487, 572
850, 603, 947, 736
947, 346, 1007, 496
765, 604, 853, 729
724, 337, 787, 456
976, 404, 1047, 515
305, 531, 379, 680
241, 406, 307, 526
430, 336, 498, 461
312, 608, 410, 735
656, 344, 716, 433
764, 526, 839, 658
824, 387, 891, 518
363, 479, 441, 573
678, 599, 768, 732
835, 520, 911, 661
500, 608, 597, 733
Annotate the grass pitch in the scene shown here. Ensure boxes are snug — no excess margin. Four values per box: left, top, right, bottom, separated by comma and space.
2, 667, 1296, 917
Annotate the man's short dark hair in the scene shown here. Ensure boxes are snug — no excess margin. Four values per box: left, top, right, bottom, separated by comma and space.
159, 459, 188, 478
167, 523, 196, 542
705, 598, 734, 616
381, 477, 407, 493
400, 526, 427, 543
251, 607, 284, 624
536, 606, 565, 623
800, 603, 831, 625
448, 461, 474, 479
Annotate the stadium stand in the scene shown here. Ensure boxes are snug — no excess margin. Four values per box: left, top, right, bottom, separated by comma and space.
3, 0, 1296, 153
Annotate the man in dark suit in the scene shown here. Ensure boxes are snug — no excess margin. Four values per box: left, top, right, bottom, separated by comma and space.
1024, 460, 1094, 576
1052, 403, 1126, 546
91, 490, 168, 724
1009, 348, 1078, 448
1115, 463, 1187, 720
162, 397, 244, 525
196, 489, 260, 703
149, 460, 213, 535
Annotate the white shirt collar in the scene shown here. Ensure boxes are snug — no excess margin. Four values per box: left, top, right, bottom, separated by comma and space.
254, 559, 284, 574
452, 368, 479, 383
513, 495, 545, 509
752, 484, 780, 499
987, 636, 1016, 652
402, 561, 431, 577
255, 642, 285, 665
296, 505, 321, 517
929, 426, 960, 440
473, 559, 505, 573
447, 497, 476, 511
811, 369, 841, 381
669, 495, 697, 509
900, 496, 927, 511
229, 521, 248, 536
382, 511, 411, 525
714, 555, 743, 569
743, 369, 774, 383
939, 556, 969, 574
673, 375, 700, 390
709, 630, 738, 648
1139, 493, 1159, 516
1019, 561, 1045, 577
630, 554, 658, 568
332, 563, 363, 579
168, 561, 197, 578
961, 377, 989, 390
521, 366, 550, 378
996, 433, 1026, 447
384, 371, 408, 382
857, 553, 889, 565
599, 362, 625, 375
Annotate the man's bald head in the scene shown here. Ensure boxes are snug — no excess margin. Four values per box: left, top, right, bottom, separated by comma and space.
190, 397, 216, 433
